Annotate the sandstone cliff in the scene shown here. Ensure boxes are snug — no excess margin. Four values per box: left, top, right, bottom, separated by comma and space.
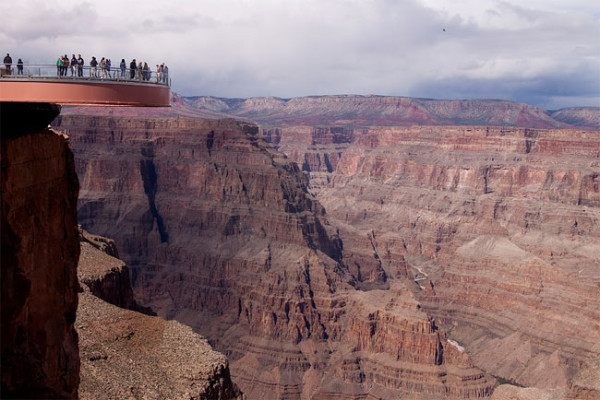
55, 115, 497, 399
259, 125, 600, 390
1, 104, 80, 398
77, 228, 242, 400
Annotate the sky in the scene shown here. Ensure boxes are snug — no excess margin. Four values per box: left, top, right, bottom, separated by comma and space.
1, 0, 599, 109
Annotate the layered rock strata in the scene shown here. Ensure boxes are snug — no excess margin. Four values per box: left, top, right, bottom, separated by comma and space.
55, 115, 497, 399
77, 228, 242, 399
1, 107, 80, 398
260, 125, 600, 390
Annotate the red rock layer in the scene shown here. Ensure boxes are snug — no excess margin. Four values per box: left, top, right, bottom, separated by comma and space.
1, 127, 80, 398
55, 115, 497, 399
262, 125, 600, 389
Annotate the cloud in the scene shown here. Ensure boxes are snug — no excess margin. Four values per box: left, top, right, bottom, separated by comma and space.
141, 14, 217, 33
1, 1, 98, 42
1, 0, 598, 107
409, 61, 600, 109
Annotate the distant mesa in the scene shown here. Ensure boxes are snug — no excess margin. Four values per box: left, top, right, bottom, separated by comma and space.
61, 93, 600, 130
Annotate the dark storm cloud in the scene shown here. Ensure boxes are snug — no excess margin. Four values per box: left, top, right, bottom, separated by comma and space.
410, 62, 600, 109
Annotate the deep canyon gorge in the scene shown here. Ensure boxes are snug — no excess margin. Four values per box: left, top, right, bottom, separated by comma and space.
52, 95, 600, 399
2, 95, 598, 399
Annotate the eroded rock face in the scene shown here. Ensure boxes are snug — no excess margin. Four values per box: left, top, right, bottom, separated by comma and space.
55, 115, 497, 399
77, 230, 242, 400
1, 125, 80, 398
78, 228, 154, 314
261, 125, 600, 389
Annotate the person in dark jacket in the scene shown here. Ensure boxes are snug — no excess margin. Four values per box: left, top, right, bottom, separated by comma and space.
62, 54, 69, 76
129, 59, 136, 79
17, 58, 23, 75
77, 54, 84, 77
4, 53, 12, 74
70, 54, 77, 76
90, 56, 98, 77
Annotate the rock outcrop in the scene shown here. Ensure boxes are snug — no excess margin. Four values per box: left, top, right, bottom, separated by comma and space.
79, 228, 154, 314
1, 104, 80, 398
77, 228, 242, 400
55, 114, 497, 399
260, 124, 600, 390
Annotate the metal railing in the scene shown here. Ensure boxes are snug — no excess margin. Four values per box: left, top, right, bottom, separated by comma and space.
0, 64, 171, 87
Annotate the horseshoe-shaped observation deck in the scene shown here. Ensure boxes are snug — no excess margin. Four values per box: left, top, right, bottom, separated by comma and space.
0, 64, 170, 107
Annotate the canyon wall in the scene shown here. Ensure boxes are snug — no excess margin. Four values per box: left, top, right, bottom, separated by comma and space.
55, 114, 497, 399
1, 105, 80, 398
261, 125, 600, 389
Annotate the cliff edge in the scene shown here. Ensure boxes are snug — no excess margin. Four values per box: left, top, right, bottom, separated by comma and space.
77, 228, 243, 400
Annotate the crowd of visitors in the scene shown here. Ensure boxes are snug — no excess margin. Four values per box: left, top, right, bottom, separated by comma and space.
56, 54, 85, 77
3, 53, 24, 75
2, 52, 169, 84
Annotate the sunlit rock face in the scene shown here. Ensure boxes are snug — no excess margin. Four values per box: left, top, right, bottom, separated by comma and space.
55, 114, 497, 399
261, 124, 600, 389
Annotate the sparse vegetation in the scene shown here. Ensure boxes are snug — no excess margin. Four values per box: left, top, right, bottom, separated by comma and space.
492, 375, 526, 388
